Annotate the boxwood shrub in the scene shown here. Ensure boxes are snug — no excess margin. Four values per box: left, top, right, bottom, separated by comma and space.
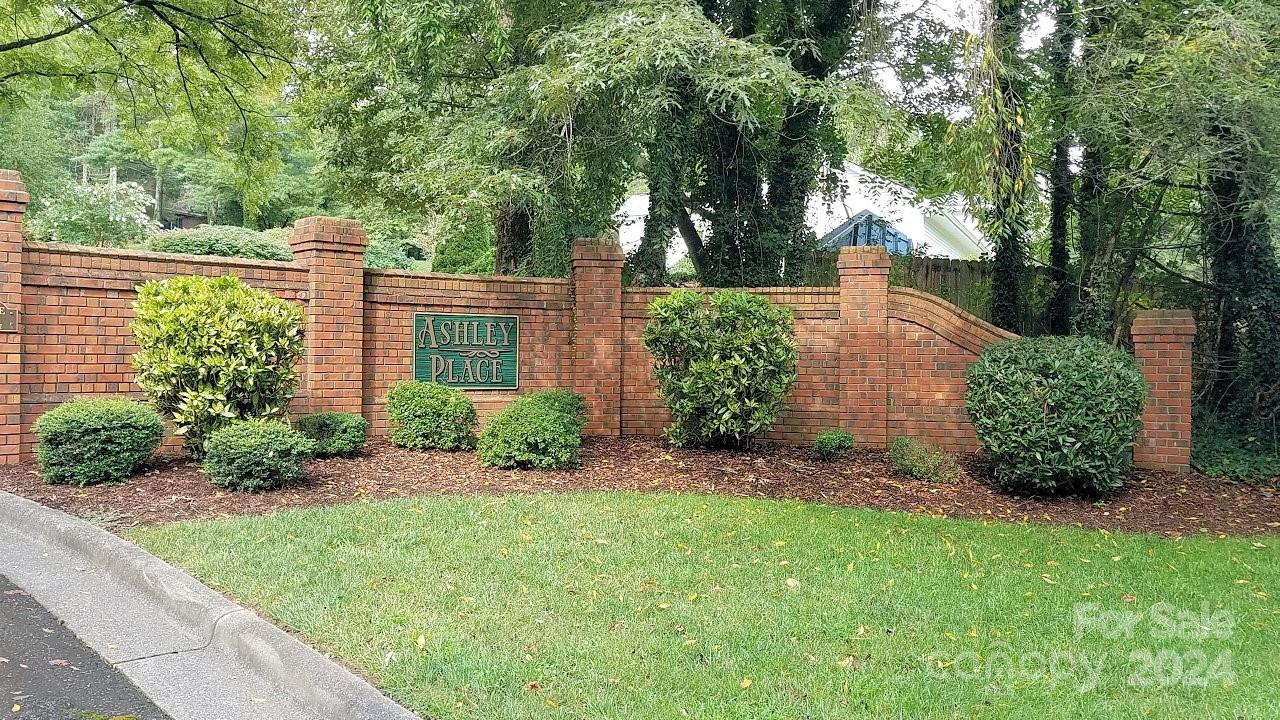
642, 290, 798, 448
202, 419, 316, 491
296, 412, 368, 457
385, 381, 477, 450
149, 225, 293, 261
33, 398, 164, 486
813, 429, 856, 461
966, 336, 1147, 494
477, 390, 587, 470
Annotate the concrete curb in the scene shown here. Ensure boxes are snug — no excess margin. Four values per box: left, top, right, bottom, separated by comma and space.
1, 491, 420, 720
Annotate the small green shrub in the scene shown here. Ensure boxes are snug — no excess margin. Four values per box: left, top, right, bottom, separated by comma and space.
385, 381, 478, 450
296, 412, 368, 457
642, 290, 798, 448
888, 436, 963, 483
813, 429, 856, 461
966, 336, 1147, 494
150, 225, 293, 261
202, 419, 316, 491
131, 275, 305, 456
33, 399, 164, 486
477, 390, 587, 469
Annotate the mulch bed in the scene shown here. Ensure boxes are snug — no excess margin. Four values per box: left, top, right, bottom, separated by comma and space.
2, 437, 1277, 536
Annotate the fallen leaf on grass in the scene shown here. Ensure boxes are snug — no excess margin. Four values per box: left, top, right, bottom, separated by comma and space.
740, 678, 753, 689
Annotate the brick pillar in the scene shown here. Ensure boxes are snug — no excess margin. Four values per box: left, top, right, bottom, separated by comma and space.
0, 171, 26, 465
1131, 309, 1195, 472
570, 236, 624, 436
289, 217, 368, 415
838, 246, 891, 448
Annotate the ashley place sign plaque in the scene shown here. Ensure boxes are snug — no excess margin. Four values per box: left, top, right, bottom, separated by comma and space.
414, 312, 519, 389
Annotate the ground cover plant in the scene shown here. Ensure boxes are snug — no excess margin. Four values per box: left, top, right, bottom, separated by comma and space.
133, 492, 1278, 720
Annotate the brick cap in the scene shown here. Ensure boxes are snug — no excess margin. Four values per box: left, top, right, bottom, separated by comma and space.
572, 234, 624, 262
1132, 309, 1195, 337
0, 169, 29, 205
836, 244, 891, 270
290, 216, 369, 250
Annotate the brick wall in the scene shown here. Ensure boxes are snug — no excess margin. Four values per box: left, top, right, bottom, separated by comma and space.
0, 171, 1196, 470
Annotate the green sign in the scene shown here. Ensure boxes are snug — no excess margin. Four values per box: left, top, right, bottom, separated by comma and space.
414, 313, 519, 389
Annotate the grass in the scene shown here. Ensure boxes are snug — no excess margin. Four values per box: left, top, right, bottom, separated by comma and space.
131, 492, 1279, 719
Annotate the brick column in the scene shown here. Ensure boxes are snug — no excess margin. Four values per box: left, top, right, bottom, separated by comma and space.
570, 236, 624, 436
0, 171, 26, 465
1131, 309, 1195, 472
289, 217, 368, 415
838, 246, 891, 447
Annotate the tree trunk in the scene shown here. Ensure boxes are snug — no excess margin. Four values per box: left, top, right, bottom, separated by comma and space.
1046, 0, 1077, 335
987, 0, 1028, 334
494, 200, 534, 275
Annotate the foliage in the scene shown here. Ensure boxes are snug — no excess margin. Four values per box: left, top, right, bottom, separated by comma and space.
295, 412, 368, 458
30, 182, 157, 246
384, 382, 478, 450
813, 429, 856, 461
432, 222, 497, 275
477, 390, 587, 470
966, 337, 1147, 494
1191, 418, 1280, 485
642, 290, 798, 448
887, 436, 963, 484
150, 225, 293, 261
33, 398, 164, 486
131, 275, 305, 456
202, 419, 316, 492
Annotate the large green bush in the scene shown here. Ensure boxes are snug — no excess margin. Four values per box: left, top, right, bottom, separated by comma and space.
33, 398, 164, 486
642, 290, 798, 448
202, 419, 316, 492
966, 336, 1148, 494
132, 275, 305, 456
385, 381, 478, 450
296, 412, 368, 457
149, 225, 293, 261
477, 390, 586, 469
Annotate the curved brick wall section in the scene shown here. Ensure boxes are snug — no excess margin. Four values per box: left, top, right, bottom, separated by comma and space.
0, 171, 1195, 471
887, 287, 1017, 453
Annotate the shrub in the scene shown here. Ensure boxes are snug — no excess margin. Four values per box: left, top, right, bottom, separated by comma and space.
888, 436, 963, 484
477, 390, 587, 470
814, 429, 856, 461
1191, 418, 1280, 484
966, 336, 1147, 494
296, 412, 368, 457
32, 181, 157, 247
202, 419, 316, 492
642, 290, 798, 448
132, 275, 305, 456
385, 381, 478, 450
33, 399, 164, 486
149, 225, 293, 261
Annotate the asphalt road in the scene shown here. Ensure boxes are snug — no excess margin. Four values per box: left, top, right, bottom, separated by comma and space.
0, 573, 169, 720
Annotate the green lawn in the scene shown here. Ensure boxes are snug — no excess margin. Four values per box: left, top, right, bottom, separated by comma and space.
131, 493, 1279, 719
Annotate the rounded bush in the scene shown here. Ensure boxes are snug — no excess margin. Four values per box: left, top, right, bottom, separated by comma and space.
813, 429, 855, 461
33, 399, 164, 486
202, 419, 316, 492
642, 290, 798, 448
385, 381, 478, 450
132, 275, 305, 456
966, 336, 1147, 494
150, 225, 293, 261
296, 412, 368, 457
477, 390, 586, 470
888, 436, 962, 484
